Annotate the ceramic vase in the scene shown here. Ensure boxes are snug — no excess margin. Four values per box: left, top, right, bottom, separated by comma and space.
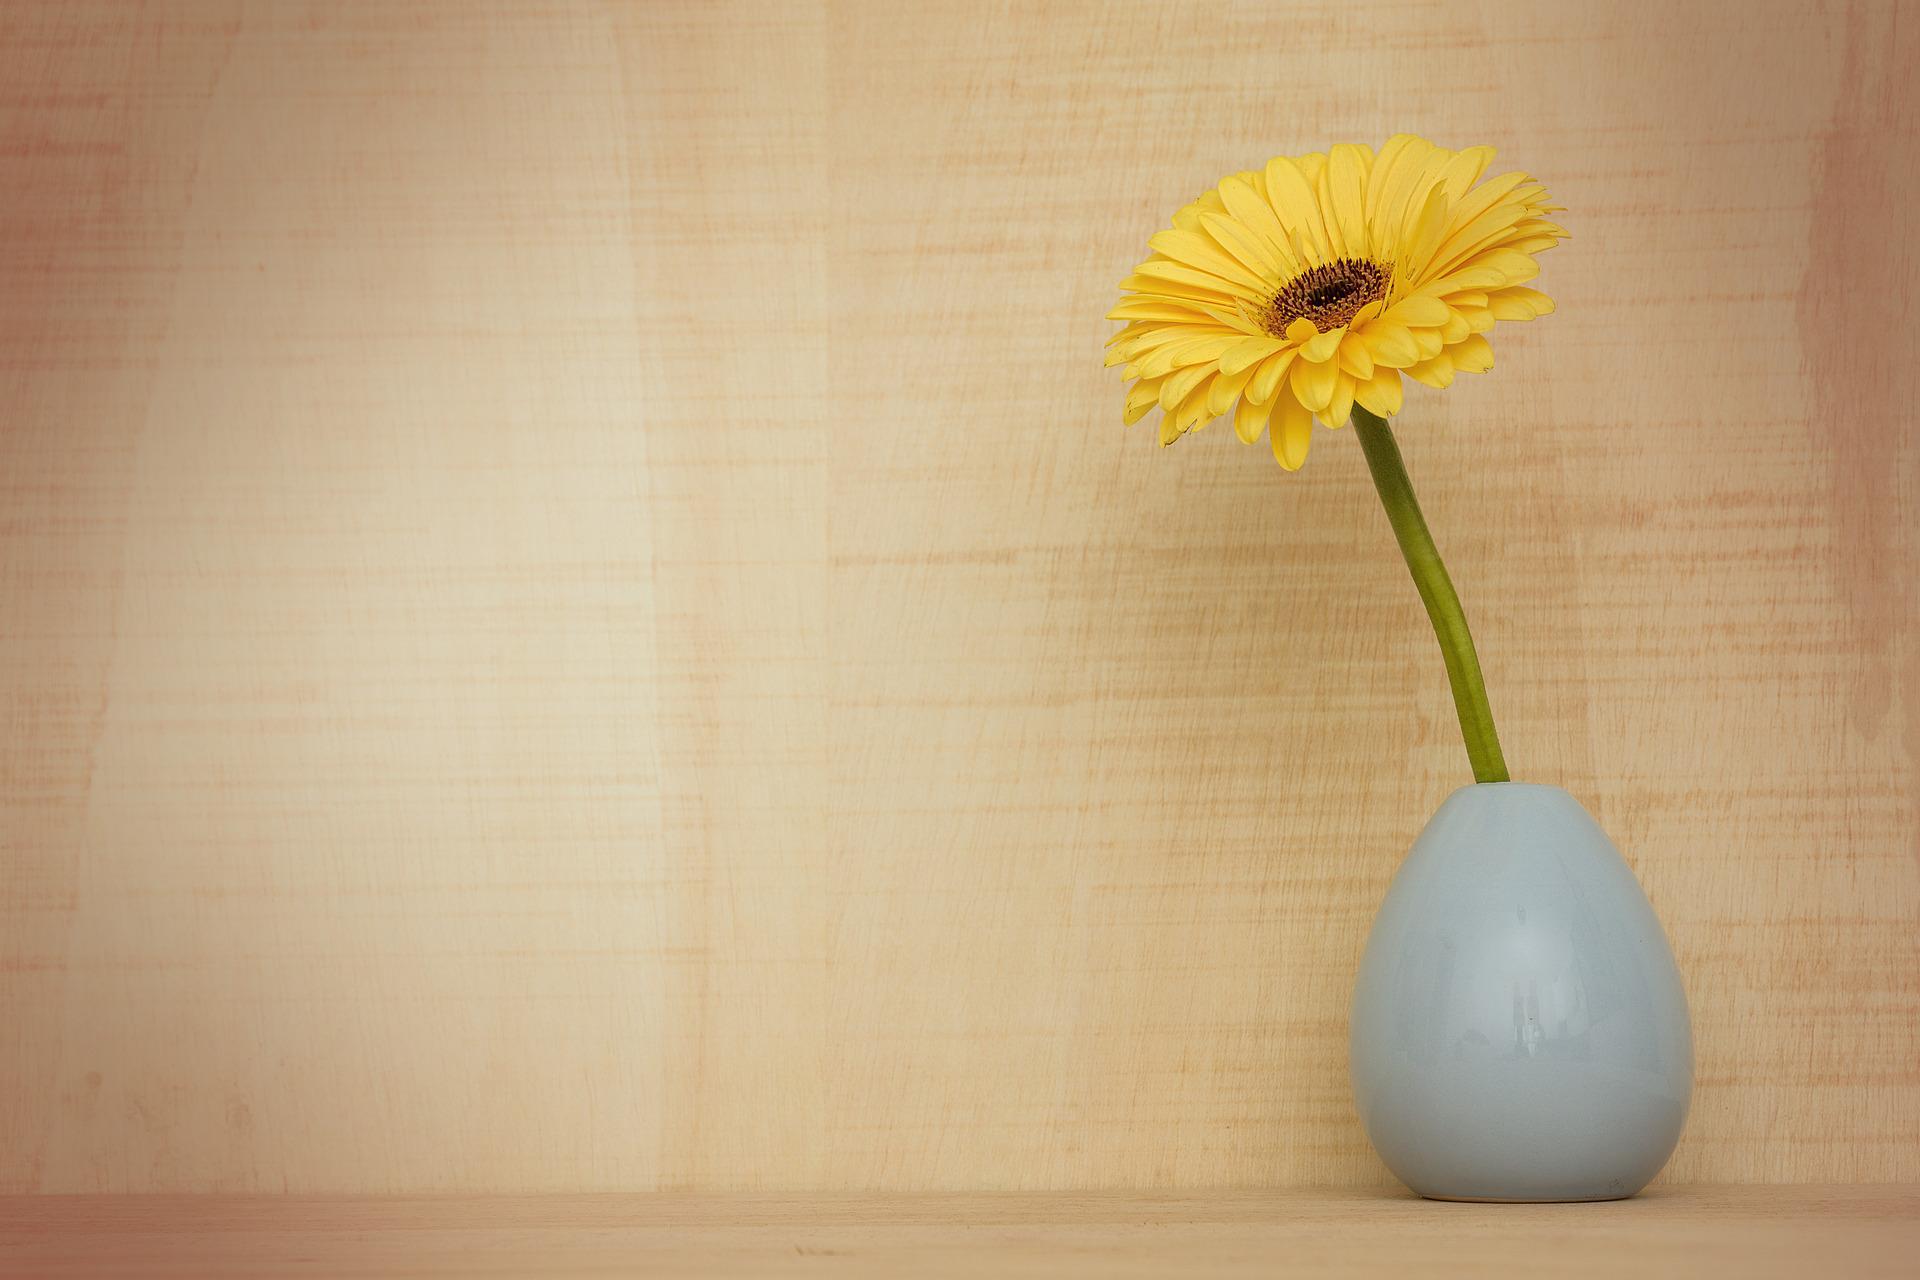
1349, 783, 1692, 1202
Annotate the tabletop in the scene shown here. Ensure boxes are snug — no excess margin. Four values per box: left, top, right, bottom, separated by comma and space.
5, 1186, 1918, 1279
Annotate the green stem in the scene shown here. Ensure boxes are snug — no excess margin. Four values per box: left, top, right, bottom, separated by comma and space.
1350, 405, 1510, 784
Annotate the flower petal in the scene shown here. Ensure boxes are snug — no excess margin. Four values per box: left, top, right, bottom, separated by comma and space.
1124, 377, 1165, 424
1363, 133, 1421, 229
1376, 141, 1445, 250
1261, 156, 1332, 263
1385, 293, 1448, 327
1200, 210, 1287, 280
1354, 368, 1404, 417
1271, 394, 1313, 470
1338, 331, 1375, 380
1363, 321, 1420, 368
1127, 260, 1259, 301
1322, 374, 1357, 430
1137, 334, 1235, 379
1455, 305, 1494, 333
1324, 143, 1370, 260
1406, 353, 1455, 388
1106, 299, 1215, 323
1219, 335, 1284, 375
1289, 354, 1338, 411
1248, 349, 1297, 404
1169, 187, 1229, 234
1298, 325, 1345, 364
1219, 175, 1300, 272
1450, 333, 1494, 373
1402, 181, 1456, 283
1147, 230, 1270, 291
1471, 249, 1540, 286
1208, 360, 1259, 415
1159, 361, 1213, 409
1487, 286, 1554, 320
1171, 377, 1216, 433
1438, 145, 1496, 200
1234, 390, 1275, 445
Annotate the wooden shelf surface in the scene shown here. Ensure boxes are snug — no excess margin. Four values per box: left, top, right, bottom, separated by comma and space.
2, 1185, 1914, 1278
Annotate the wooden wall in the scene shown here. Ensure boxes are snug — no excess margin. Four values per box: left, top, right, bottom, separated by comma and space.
2, 0, 1915, 1192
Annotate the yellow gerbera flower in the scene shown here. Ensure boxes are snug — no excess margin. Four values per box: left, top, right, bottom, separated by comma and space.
1106, 135, 1566, 470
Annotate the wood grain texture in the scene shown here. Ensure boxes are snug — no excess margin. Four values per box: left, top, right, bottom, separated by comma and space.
2, 1187, 1917, 1278
1, 0, 1916, 1192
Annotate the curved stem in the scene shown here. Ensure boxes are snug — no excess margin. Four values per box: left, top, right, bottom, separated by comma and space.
1350, 406, 1510, 784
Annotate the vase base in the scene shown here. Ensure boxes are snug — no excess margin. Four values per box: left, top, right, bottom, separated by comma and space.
1420, 1192, 1634, 1204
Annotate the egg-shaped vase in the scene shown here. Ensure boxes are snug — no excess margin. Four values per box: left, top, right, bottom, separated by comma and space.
1349, 783, 1692, 1202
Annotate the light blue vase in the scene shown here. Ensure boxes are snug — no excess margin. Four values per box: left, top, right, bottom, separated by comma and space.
1349, 783, 1692, 1202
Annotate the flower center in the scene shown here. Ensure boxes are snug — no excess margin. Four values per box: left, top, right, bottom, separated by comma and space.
1260, 258, 1391, 335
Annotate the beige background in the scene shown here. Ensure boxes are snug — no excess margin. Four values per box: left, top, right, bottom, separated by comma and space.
2, 0, 1915, 1194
